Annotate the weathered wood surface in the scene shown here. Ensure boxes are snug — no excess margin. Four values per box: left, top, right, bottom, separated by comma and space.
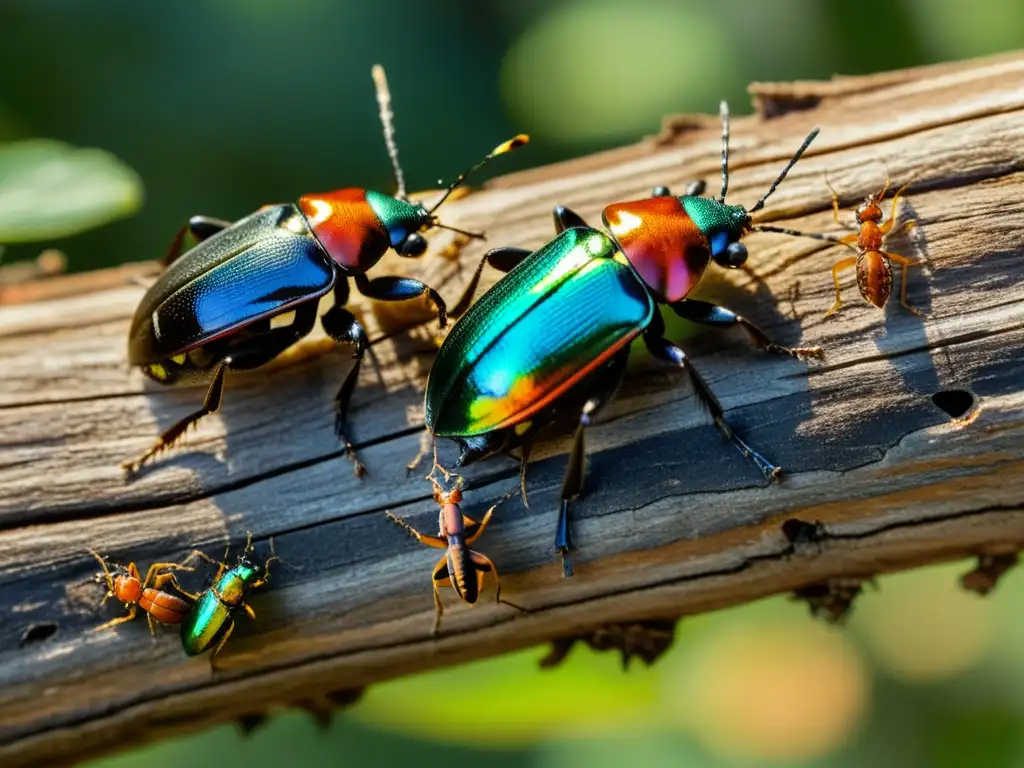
3, 52, 1024, 766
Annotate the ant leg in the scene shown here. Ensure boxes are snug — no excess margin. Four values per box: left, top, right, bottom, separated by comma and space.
147, 613, 158, 637
879, 181, 913, 235
464, 490, 515, 544
385, 511, 447, 549
470, 551, 528, 613
824, 257, 858, 317
672, 298, 823, 360
430, 557, 450, 636
886, 252, 924, 316
93, 604, 138, 632
122, 357, 232, 474
643, 310, 780, 481
321, 279, 369, 477
823, 172, 856, 230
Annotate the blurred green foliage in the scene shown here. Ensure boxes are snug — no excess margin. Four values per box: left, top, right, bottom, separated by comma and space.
0, 140, 141, 243
2, 0, 1021, 766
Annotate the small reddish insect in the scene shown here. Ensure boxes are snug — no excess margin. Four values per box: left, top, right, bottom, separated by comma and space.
386, 477, 521, 634
88, 550, 194, 634
759, 175, 922, 317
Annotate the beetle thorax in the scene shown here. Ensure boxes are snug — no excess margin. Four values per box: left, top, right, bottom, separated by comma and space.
602, 196, 747, 303
299, 188, 426, 273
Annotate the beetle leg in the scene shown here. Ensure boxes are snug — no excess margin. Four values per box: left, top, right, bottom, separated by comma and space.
653, 180, 706, 198
161, 216, 233, 268
553, 205, 590, 233
354, 273, 447, 329
644, 310, 780, 481
671, 298, 824, 360
448, 247, 533, 320
452, 431, 509, 468
386, 511, 448, 549
121, 357, 232, 474
321, 279, 369, 477
151, 571, 199, 601
144, 561, 196, 589
553, 347, 630, 578
431, 557, 451, 635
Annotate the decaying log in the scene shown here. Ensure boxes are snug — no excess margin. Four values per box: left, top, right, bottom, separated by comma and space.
2, 52, 1024, 767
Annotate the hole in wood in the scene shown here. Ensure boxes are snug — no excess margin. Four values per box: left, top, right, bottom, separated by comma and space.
782, 518, 825, 545
931, 389, 974, 419
19, 622, 58, 647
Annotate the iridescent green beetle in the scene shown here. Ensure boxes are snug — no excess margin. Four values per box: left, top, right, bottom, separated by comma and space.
178, 533, 277, 660
423, 103, 822, 577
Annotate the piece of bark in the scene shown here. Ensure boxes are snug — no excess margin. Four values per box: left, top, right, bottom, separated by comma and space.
2, 52, 1024, 767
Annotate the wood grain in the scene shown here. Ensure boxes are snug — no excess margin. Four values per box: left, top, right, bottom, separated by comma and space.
2, 52, 1024, 767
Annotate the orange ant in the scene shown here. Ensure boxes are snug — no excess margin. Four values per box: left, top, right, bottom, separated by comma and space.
759, 175, 922, 317
88, 550, 195, 635
386, 475, 523, 635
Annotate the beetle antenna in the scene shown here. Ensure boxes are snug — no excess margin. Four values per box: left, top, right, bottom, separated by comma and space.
434, 222, 485, 240
748, 127, 820, 215
371, 64, 407, 201
718, 100, 730, 202
428, 134, 529, 215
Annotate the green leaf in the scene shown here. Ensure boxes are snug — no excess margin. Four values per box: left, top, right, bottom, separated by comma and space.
0, 139, 143, 242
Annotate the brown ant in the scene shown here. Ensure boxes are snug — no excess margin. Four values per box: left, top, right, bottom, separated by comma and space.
386, 475, 523, 635
88, 550, 195, 634
759, 175, 922, 317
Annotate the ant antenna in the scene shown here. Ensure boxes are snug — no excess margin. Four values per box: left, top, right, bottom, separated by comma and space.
427, 134, 529, 215
87, 548, 115, 588
718, 101, 730, 202
748, 127, 820, 215
264, 537, 281, 574
371, 64, 407, 201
